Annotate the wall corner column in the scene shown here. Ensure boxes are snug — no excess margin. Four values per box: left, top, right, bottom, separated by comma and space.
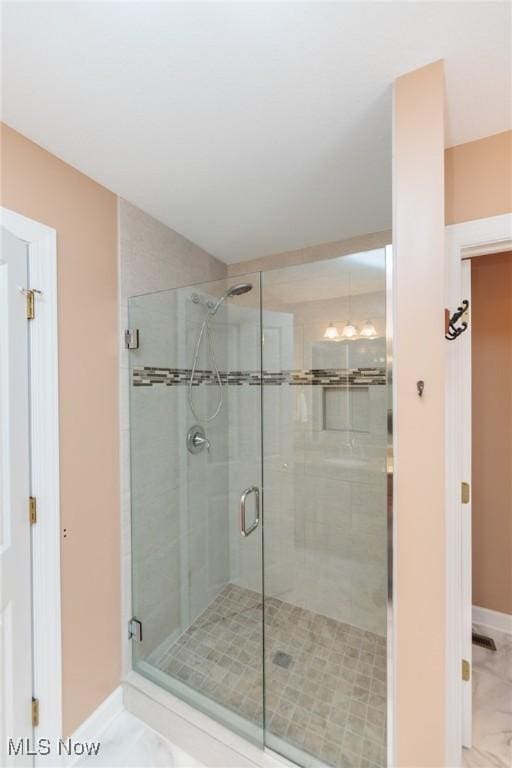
393, 59, 446, 767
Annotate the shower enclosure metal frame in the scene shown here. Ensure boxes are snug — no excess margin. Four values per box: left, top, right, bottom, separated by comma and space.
385, 244, 395, 768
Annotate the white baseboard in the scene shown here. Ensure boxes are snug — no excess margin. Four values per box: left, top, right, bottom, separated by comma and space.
61, 687, 123, 766
35, 686, 123, 767
473, 605, 512, 635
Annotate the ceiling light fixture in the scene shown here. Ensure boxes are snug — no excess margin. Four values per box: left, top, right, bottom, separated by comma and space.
360, 320, 377, 338
341, 321, 358, 339
323, 322, 340, 340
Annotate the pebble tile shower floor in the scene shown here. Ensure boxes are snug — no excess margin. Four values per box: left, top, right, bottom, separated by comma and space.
158, 584, 387, 768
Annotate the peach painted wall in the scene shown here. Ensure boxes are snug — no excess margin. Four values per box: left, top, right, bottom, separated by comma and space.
0, 123, 120, 735
393, 61, 446, 766
445, 130, 512, 225
471, 252, 512, 616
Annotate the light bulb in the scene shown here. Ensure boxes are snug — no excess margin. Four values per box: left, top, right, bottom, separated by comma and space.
341, 321, 358, 339
323, 322, 340, 340
360, 320, 377, 338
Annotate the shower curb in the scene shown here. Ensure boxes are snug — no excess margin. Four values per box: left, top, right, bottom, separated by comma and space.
123, 672, 297, 768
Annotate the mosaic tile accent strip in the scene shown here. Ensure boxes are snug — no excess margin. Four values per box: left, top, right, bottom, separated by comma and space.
157, 583, 387, 768
133, 366, 386, 388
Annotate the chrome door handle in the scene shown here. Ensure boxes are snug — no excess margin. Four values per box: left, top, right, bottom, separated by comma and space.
240, 486, 260, 537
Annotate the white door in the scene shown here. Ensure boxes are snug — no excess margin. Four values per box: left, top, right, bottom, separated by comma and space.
0, 227, 33, 766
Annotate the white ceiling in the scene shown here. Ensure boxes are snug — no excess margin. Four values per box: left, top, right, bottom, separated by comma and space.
2, 2, 511, 263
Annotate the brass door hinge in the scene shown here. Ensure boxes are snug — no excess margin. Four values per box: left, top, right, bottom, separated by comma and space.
462, 659, 471, 682
32, 697, 39, 727
461, 482, 470, 504
26, 290, 35, 320
21, 288, 42, 320
29, 496, 37, 525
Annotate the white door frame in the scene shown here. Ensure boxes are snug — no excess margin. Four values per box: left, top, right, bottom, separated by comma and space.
1, 207, 62, 750
445, 212, 512, 767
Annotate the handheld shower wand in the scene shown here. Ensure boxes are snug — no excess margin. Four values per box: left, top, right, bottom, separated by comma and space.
187, 283, 252, 423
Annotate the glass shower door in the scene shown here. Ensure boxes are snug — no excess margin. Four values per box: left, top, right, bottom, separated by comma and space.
129, 274, 264, 746
261, 251, 389, 768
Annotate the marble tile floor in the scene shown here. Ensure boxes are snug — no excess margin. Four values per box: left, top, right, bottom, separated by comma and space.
462, 624, 512, 768
76, 710, 205, 767
157, 583, 387, 768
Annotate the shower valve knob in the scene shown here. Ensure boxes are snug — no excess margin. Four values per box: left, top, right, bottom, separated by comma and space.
187, 425, 210, 454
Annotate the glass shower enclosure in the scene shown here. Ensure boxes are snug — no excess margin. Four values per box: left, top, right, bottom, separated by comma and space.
129, 248, 391, 768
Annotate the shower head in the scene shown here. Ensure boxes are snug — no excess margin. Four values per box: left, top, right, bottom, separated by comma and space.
209, 282, 253, 314
226, 282, 252, 298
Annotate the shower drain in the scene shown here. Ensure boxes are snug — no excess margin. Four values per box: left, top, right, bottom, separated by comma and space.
273, 651, 293, 669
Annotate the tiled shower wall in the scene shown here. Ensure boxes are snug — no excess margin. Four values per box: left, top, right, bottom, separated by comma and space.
131, 300, 387, 638
119, 199, 227, 673
277, 292, 388, 636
